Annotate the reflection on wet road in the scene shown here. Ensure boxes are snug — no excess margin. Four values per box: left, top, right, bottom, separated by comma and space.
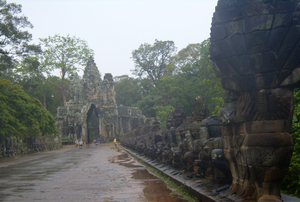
110, 152, 188, 202
0, 144, 188, 201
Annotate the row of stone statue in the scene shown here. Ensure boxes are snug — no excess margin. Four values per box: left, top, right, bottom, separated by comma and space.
120, 97, 232, 184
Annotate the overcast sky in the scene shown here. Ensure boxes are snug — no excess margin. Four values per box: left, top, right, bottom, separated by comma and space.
7, 0, 218, 78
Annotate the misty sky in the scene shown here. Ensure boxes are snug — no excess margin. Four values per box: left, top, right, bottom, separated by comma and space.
7, 0, 219, 78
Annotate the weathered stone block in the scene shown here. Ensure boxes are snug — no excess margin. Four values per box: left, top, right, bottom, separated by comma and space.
243, 3, 272, 16
231, 34, 247, 55
216, 0, 246, 10
223, 136, 230, 150
263, 166, 289, 182
210, 41, 224, 60
214, 38, 237, 58
235, 123, 245, 135
238, 75, 256, 90
245, 31, 268, 53
211, 63, 224, 78
280, 68, 300, 87
282, 46, 300, 70
244, 14, 273, 33
261, 51, 279, 72
245, 147, 278, 167
278, 70, 293, 87
275, 47, 293, 70
225, 20, 244, 36
221, 77, 241, 92
244, 133, 293, 147
214, 59, 238, 77
239, 72, 280, 90
226, 56, 244, 75
210, 25, 226, 41
267, 27, 289, 51
246, 53, 264, 74
244, 120, 288, 134
233, 134, 245, 147
271, 1, 296, 14
273, 13, 293, 29
219, 7, 243, 22
221, 125, 233, 137
275, 146, 294, 168
211, 11, 222, 25
281, 25, 300, 49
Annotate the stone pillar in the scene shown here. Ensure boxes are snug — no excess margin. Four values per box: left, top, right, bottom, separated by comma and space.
210, 1, 300, 201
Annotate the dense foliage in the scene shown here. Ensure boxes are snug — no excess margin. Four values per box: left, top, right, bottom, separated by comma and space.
0, 0, 40, 75
115, 39, 224, 128
0, 77, 57, 142
281, 88, 300, 197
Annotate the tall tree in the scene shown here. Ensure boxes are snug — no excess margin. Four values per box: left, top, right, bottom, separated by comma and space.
0, 0, 40, 75
171, 42, 204, 69
114, 75, 142, 106
39, 34, 94, 106
131, 39, 176, 87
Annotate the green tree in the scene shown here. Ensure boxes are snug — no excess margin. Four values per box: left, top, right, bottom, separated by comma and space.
39, 34, 94, 106
154, 39, 224, 116
14, 56, 67, 116
0, 77, 57, 141
114, 75, 142, 106
171, 43, 204, 69
123, 38, 224, 119
0, 0, 40, 75
135, 95, 163, 118
131, 39, 177, 87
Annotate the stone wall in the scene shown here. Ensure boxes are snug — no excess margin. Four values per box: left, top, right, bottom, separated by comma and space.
0, 135, 62, 158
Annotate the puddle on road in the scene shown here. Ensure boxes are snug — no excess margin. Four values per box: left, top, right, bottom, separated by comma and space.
110, 152, 189, 202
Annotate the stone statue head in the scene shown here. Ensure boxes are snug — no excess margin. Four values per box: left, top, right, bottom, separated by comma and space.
152, 116, 161, 132
191, 96, 209, 123
173, 106, 186, 128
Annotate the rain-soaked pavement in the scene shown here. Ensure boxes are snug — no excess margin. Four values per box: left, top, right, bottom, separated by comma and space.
0, 144, 189, 202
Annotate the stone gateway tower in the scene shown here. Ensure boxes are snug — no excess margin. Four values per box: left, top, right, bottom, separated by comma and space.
210, 1, 300, 201
55, 57, 145, 143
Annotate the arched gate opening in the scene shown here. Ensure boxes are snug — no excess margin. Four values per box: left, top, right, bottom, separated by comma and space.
86, 104, 99, 144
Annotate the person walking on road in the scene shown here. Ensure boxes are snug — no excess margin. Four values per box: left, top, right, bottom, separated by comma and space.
113, 138, 118, 149
75, 139, 78, 147
79, 139, 83, 149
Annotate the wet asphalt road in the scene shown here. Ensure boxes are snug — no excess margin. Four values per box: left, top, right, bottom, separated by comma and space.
0, 144, 189, 202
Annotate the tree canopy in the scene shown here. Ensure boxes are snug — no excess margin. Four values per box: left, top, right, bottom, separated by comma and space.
131, 39, 176, 87
39, 34, 94, 106
116, 39, 225, 128
0, 0, 40, 74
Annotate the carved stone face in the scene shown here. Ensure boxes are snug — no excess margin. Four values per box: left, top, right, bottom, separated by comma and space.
172, 106, 186, 127
174, 113, 184, 126
191, 97, 209, 122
